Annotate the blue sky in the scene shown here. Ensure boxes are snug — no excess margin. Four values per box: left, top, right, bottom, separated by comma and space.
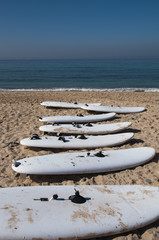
0, 0, 159, 59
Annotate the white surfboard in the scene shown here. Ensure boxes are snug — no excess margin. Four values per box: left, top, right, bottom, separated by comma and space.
39, 122, 132, 135
12, 147, 156, 175
20, 132, 134, 149
39, 112, 116, 123
0, 185, 159, 239
40, 101, 101, 108
81, 104, 145, 113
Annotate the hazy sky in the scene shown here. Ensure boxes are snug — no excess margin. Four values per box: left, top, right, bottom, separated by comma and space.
0, 0, 159, 59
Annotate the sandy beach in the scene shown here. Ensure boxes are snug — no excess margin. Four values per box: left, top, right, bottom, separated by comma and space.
1, 90, 159, 240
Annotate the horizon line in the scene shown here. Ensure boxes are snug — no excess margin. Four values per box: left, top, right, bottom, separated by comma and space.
0, 57, 159, 61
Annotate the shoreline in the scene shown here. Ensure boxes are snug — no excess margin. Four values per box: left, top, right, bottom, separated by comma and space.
1, 90, 159, 239
0, 87, 159, 92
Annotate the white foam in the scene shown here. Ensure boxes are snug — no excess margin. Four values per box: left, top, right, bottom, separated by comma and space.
0, 87, 159, 92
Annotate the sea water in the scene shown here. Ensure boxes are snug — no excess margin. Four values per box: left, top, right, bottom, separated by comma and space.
0, 58, 159, 91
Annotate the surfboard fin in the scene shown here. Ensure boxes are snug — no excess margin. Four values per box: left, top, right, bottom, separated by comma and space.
85, 123, 93, 127
12, 160, 21, 167
72, 122, 82, 128
94, 151, 105, 157
30, 134, 41, 140
77, 114, 84, 117
69, 189, 86, 204
58, 136, 66, 142
78, 134, 87, 140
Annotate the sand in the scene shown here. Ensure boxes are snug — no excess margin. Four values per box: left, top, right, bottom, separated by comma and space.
0, 90, 159, 240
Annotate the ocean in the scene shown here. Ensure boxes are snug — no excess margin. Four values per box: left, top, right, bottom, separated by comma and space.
0, 58, 159, 91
